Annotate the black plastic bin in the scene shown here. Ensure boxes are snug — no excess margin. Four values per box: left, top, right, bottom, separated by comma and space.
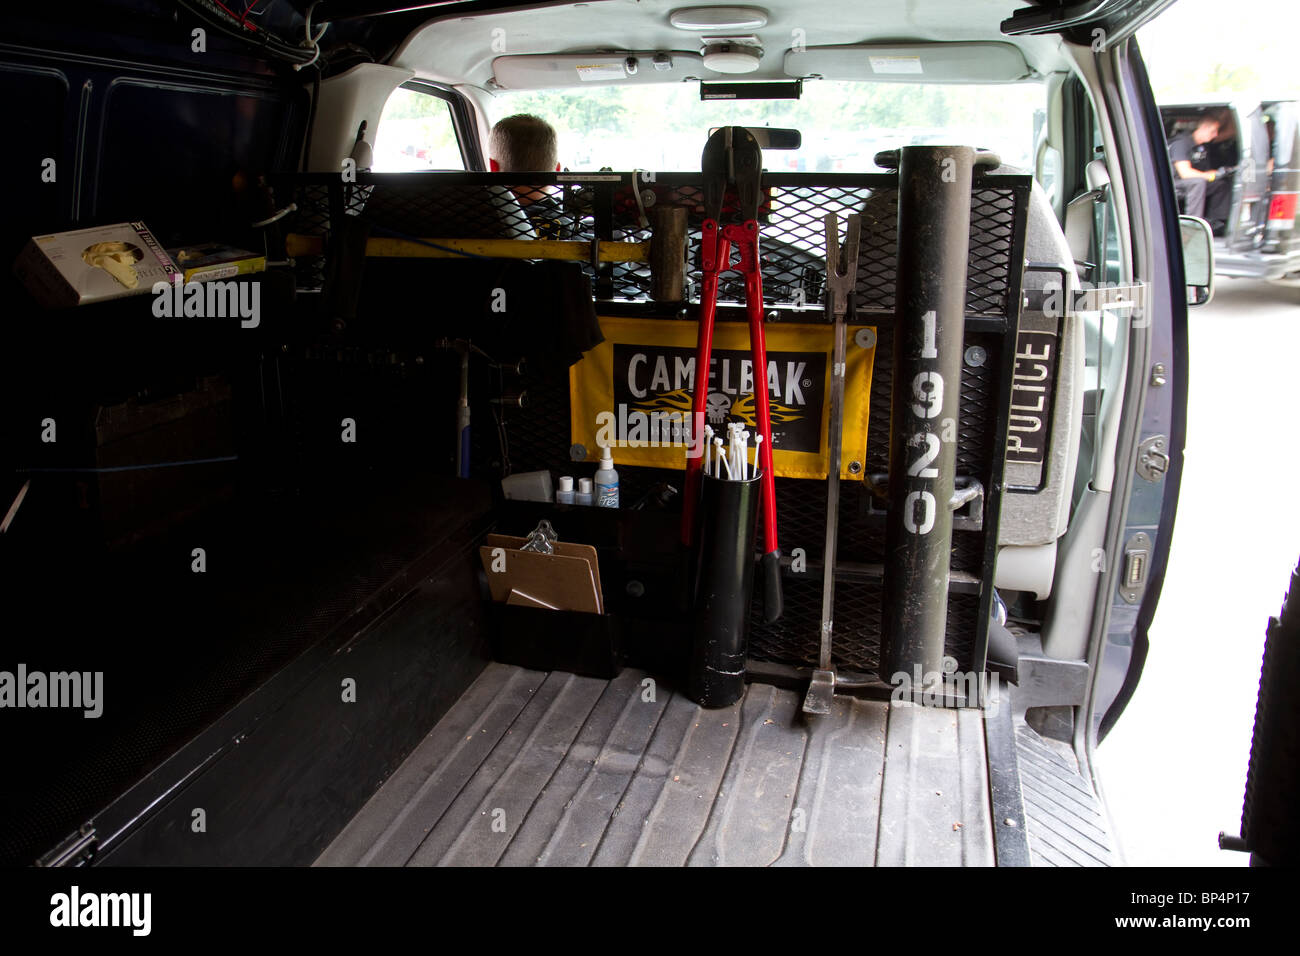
487, 601, 623, 679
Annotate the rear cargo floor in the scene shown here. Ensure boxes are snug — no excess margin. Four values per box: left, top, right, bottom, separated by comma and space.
317, 663, 995, 866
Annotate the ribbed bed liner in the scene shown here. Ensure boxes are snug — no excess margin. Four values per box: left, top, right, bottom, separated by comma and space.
1015, 720, 1118, 866
317, 663, 995, 867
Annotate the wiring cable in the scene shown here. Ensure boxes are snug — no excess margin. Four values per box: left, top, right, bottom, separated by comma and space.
174, 0, 317, 65
293, 2, 330, 72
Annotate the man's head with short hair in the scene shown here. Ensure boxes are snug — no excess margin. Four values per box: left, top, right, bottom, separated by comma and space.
1193, 115, 1221, 145
489, 114, 560, 172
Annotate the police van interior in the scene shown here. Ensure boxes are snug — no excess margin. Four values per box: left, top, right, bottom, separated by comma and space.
5, 0, 1266, 869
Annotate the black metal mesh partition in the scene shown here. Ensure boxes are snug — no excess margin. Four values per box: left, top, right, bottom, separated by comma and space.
269, 170, 1031, 678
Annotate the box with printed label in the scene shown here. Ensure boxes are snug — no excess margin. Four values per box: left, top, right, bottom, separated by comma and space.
167, 243, 266, 284
13, 221, 180, 307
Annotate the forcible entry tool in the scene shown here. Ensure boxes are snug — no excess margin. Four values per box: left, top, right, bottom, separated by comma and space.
681, 126, 783, 623
803, 211, 861, 716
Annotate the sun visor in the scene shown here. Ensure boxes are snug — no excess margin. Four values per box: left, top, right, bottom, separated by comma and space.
784, 43, 1034, 84
491, 52, 708, 90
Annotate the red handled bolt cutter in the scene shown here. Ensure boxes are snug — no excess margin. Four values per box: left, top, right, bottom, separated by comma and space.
682, 126, 783, 622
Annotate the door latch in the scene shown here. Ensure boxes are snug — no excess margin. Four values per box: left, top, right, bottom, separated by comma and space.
1136, 435, 1169, 482
1119, 531, 1152, 604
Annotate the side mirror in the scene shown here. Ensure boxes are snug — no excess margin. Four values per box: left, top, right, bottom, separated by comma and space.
1179, 214, 1215, 306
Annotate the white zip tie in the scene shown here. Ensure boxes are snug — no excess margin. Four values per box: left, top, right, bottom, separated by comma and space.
753, 433, 764, 481
631, 172, 652, 229
293, 2, 330, 71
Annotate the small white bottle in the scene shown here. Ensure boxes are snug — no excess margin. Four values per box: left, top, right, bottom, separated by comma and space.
575, 477, 594, 507
555, 475, 575, 505
594, 447, 619, 508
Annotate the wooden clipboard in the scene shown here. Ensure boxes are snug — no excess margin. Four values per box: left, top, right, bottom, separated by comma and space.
479, 534, 604, 614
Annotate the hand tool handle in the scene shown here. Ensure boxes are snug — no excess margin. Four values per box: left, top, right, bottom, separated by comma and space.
761, 551, 784, 623
681, 223, 725, 546
738, 222, 782, 622
819, 310, 848, 668
818, 212, 859, 669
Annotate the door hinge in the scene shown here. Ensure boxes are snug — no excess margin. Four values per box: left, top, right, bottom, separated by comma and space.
36, 824, 98, 867
1136, 434, 1169, 481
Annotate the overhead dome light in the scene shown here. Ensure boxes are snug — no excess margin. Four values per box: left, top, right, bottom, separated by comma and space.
670, 6, 769, 31
701, 41, 762, 74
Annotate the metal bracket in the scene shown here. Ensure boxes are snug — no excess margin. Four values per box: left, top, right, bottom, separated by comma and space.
949, 478, 985, 530
1119, 531, 1152, 604
802, 668, 836, 716
520, 519, 558, 554
1136, 435, 1169, 482
865, 474, 984, 530
36, 824, 97, 867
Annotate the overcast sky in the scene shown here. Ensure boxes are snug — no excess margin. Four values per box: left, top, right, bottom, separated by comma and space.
1138, 0, 1300, 98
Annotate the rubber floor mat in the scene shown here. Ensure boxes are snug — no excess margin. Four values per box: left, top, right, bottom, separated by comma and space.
317, 663, 995, 867
1015, 720, 1118, 866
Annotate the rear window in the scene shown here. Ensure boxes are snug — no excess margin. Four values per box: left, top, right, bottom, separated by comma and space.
486, 80, 1044, 173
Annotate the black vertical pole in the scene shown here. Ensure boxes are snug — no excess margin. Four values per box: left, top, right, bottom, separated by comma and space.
593, 178, 615, 300
880, 145, 974, 685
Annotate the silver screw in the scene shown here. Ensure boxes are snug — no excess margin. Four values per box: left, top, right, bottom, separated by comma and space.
854, 328, 877, 349
1004, 817, 1018, 828
964, 346, 987, 368
1150, 363, 1167, 386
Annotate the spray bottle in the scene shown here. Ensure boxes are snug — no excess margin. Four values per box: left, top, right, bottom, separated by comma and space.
594, 446, 619, 508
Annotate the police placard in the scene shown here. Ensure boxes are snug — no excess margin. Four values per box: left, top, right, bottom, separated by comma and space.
570, 315, 876, 479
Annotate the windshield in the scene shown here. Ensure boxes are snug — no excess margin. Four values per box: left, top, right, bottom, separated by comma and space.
486, 80, 1045, 173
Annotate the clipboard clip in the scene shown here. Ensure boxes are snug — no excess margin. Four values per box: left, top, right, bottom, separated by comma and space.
519, 519, 559, 555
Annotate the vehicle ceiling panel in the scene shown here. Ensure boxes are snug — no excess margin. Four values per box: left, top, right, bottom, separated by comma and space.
390, 0, 1068, 88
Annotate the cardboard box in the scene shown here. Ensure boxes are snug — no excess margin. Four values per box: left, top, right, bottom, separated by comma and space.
168, 243, 266, 284
13, 221, 180, 307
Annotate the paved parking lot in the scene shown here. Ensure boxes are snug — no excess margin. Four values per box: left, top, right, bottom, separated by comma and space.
1099, 275, 1300, 866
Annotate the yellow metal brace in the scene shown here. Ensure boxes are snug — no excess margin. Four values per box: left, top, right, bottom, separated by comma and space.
285, 234, 648, 263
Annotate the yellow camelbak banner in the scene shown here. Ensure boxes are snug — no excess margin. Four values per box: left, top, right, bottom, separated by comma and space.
570, 315, 876, 479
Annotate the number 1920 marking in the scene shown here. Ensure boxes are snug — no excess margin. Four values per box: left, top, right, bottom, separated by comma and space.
907, 433, 940, 477
904, 311, 943, 536
903, 490, 936, 535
